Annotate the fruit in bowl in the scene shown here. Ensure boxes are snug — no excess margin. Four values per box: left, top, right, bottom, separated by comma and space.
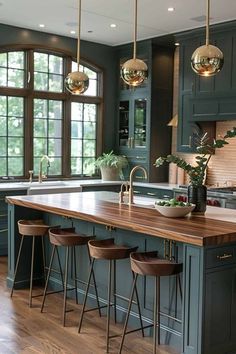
154, 198, 195, 218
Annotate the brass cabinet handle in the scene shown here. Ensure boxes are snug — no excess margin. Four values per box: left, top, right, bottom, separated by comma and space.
0, 214, 7, 218
163, 195, 171, 199
147, 192, 156, 196
216, 253, 233, 260
136, 156, 145, 160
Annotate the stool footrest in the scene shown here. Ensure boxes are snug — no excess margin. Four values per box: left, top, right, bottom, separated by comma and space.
83, 304, 107, 313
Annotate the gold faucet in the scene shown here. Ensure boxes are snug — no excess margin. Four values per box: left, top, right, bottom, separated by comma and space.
38, 155, 51, 183
128, 165, 148, 205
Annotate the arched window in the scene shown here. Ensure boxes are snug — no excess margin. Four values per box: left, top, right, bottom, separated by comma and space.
0, 49, 102, 178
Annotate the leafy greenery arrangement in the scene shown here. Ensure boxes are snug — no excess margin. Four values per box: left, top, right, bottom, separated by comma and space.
155, 127, 236, 186
94, 151, 128, 169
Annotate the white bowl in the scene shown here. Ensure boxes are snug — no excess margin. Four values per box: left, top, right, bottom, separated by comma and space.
154, 203, 195, 218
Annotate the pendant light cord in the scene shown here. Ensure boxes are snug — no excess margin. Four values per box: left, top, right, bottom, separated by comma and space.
77, 0, 81, 69
206, 0, 210, 46
133, 0, 137, 60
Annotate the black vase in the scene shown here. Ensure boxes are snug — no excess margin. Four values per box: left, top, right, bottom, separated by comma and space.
187, 184, 207, 214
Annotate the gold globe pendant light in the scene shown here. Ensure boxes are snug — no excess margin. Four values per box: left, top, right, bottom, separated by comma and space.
65, 0, 89, 94
191, 0, 224, 77
121, 0, 148, 87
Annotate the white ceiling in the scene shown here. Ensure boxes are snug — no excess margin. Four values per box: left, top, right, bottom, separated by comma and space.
0, 0, 236, 46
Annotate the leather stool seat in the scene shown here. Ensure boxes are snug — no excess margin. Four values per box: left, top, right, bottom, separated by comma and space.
119, 251, 183, 354
11, 219, 50, 307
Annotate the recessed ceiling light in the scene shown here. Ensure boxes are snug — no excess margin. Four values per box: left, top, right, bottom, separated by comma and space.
70, 30, 76, 34
87, 30, 93, 33
175, 42, 180, 46
110, 24, 117, 28
39, 24, 45, 28
168, 7, 175, 12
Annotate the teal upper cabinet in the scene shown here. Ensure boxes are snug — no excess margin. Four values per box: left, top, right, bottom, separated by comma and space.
177, 22, 236, 152
116, 40, 174, 182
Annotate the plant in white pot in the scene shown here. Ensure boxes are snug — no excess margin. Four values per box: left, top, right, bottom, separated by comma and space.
94, 151, 128, 181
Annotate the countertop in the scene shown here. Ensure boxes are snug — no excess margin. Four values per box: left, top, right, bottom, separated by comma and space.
6, 191, 236, 247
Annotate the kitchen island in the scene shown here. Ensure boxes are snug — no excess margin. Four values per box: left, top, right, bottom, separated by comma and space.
6, 191, 236, 354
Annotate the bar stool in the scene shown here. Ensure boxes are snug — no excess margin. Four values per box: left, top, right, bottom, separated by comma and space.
119, 251, 183, 354
10, 219, 50, 307
41, 227, 100, 327
78, 238, 144, 353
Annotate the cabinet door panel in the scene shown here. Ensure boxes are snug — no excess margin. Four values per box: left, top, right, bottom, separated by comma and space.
204, 268, 236, 354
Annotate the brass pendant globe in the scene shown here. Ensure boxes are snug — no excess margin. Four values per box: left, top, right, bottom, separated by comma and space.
65, 71, 89, 94
191, 44, 224, 77
121, 58, 148, 87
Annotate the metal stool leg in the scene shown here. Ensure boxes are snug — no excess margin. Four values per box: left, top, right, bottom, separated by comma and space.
41, 245, 56, 313
62, 246, 69, 327
73, 246, 78, 305
78, 258, 95, 333
56, 246, 64, 284
133, 273, 145, 337
87, 245, 101, 317
29, 236, 35, 308
41, 236, 46, 282
153, 276, 160, 354
106, 260, 112, 353
118, 273, 138, 354
113, 259, 117, 323
10, 235, 25, 297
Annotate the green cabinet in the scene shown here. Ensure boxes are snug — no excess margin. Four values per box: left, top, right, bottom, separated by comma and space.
0, 189, 26, 255
133, 185, 173, 199
203, 245, 236, 354
116, 40, 174, 182
177, 22, 236, 153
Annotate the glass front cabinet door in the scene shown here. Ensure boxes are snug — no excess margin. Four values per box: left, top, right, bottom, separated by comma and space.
119, 97, 147, 151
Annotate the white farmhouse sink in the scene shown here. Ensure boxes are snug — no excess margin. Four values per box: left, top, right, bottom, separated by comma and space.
20, 181, 66, 187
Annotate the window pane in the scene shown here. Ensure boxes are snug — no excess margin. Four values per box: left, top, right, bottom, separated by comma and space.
8, 52, 24, 69
49, 101, 62, 119
0, 53, 7, 67
34, 72, 48, 91
85, 79, 97, 96
0, 117, 6, 135
83, 157, 95, 175
34, 52, 48, 72
34, 119, 47, 137
47, 157, 61, 176
49, 74, 63, 92
84, 122, 96, 139
8, 69, 24, 88
48, 120, 62, 138
34, 99, 48, 118
8, 137, 23, 156
8, 157, 23, 175
49, 55, 63, 74
71, 157, 82, 174
0, 68, 7, 86
71, 139, 82, 157
0, 96, 6, 115
84, 67, 97, 80
71, 121, 82, 139
83, 140, 96, 157
8, 118, 23, 136
0, 137, 6, 155
8, 97, 24, 117
34, 138, 47, 156
84, 104, 96, 121
71, 102, 83, 120
48, 138, 61, 156
0, 158, 6, 175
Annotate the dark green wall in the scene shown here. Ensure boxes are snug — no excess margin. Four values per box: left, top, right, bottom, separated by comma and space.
0, 23, 117, 152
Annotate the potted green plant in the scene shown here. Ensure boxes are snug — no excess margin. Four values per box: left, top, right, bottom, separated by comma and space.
94, 151, 128, 181
154, 127, 236, 213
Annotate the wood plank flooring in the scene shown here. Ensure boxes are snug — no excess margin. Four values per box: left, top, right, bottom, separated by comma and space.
0, 257, 179, 354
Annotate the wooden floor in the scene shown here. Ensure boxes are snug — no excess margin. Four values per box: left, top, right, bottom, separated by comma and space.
0, 257, 180, 354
